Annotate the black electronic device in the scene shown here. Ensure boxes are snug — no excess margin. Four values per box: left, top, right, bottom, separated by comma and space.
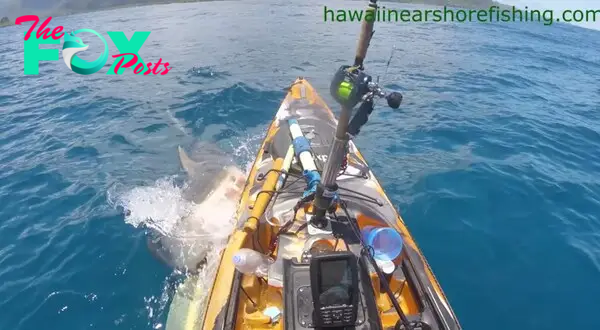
309, 251, 360, 328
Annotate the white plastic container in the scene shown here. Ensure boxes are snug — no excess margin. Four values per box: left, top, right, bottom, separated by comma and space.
232, 248, 272, 277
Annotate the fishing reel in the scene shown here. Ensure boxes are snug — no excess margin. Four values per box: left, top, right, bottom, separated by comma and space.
330, 65, 403, 136
330, 65, 402, 110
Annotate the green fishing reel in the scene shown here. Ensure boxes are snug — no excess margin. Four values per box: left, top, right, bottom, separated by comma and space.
331, 64, 403, 137
330, 65, 371, 109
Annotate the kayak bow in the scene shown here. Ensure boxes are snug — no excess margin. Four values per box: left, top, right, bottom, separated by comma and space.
167, 0, 461, 329
165, 77, 461, 330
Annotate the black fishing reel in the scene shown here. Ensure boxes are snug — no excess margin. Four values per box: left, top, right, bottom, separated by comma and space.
331, 65, 403, 136
330, 65, 403, 110
363, 80, 403, 109
331, 65, 371, 109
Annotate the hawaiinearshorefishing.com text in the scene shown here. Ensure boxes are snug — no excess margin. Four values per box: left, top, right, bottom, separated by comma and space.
324, 5, 600, 26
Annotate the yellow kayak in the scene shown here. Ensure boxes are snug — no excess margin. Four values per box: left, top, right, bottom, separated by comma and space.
166, 78, 461, 330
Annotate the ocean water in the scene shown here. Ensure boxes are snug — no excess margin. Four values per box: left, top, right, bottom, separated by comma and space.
1, 1, 600, 329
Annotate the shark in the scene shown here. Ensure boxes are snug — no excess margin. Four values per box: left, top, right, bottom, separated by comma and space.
145, 142, 246, 273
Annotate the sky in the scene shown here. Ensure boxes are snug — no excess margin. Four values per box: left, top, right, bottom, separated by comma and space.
502, 0, 600, 30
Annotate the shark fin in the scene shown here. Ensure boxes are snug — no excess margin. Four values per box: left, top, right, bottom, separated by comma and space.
178, 146, 197, 174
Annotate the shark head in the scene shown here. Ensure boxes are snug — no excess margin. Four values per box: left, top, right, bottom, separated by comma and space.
62, 32, 89, 70
144, 143, 247, 273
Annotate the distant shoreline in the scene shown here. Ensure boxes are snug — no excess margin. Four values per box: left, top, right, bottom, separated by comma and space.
1, 0, 212, 24
53, 0, 210, 19
2, 0, 512, 23
383, 0, 512, 11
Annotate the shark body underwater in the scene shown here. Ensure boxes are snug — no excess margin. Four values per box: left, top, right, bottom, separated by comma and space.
145, 142, 246, 272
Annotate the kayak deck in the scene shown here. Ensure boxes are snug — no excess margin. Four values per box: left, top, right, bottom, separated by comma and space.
168, 78, 461, 330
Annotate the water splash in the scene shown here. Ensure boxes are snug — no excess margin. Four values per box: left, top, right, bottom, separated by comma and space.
114, 176, 193, 236
108, 132, 264, 327
230, 132, 265, 173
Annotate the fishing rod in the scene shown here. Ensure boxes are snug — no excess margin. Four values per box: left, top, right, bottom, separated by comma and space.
311, 0, 402, 228
309, 0, 410, 328
353, 0, 377, 69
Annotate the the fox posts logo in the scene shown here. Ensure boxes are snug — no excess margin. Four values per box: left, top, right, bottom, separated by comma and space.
16, 15, 171, 75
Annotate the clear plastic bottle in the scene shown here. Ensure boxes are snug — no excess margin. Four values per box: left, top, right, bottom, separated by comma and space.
232, 248, 272, 277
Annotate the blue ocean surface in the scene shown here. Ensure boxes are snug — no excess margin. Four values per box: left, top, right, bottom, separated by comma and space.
1, 1, 600, 329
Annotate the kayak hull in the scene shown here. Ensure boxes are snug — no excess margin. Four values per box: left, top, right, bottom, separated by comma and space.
168, 78, 461, 330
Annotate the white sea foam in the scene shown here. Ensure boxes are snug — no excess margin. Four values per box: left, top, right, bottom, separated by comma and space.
110, 133, 264, 328
117, 177, 192, 236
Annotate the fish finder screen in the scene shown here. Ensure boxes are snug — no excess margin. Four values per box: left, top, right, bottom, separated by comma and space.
318, 260, 353, 305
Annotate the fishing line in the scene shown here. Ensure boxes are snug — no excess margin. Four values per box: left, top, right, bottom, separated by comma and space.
337, 193, 383, 207
378, 45, 397, 85
240, 287, 258, 308
337, 172, 368, 179
336, 186, 383, 205
280, 175, 305, 192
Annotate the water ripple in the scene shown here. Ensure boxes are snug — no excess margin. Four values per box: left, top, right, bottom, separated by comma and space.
1, 1, 600, 330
